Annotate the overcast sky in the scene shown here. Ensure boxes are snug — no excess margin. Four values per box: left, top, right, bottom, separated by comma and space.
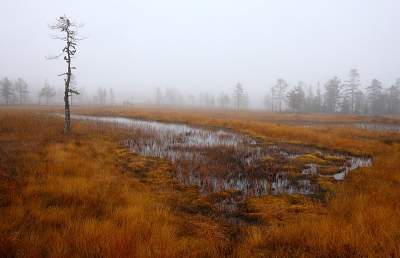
1, 0, 400, 105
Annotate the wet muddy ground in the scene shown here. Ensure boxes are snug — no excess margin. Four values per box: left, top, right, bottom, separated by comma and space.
72, 115, 371, 205
283, 121, 400, 133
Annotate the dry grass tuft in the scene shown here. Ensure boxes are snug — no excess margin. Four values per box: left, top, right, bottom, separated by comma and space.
1, 105, 400, 257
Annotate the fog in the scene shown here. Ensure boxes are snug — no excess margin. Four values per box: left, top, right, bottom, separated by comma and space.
1, 0, 400, 108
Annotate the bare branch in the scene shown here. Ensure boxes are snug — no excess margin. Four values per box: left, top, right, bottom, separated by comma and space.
68, 89, 80, 95
45, 52, 64, 60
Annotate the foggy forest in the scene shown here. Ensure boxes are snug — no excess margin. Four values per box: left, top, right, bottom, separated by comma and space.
2, 71, 400, 116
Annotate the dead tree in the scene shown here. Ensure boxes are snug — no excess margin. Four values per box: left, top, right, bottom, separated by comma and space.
46, 15, 85, 132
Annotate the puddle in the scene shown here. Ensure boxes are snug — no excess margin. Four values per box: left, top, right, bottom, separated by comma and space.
73, 115, 371, 198
289, 121, 400, 133
342, 123, 400, 133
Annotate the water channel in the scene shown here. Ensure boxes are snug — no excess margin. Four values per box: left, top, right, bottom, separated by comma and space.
72, 115, 372, 201
288, 121, 400, 133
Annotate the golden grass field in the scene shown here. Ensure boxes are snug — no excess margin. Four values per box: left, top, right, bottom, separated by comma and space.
1, 105, 400, 257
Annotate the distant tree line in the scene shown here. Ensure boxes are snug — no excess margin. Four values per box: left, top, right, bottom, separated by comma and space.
150, 69, 400, 115
263, 69, 400, 115
3, 68, 400, 115
0, 75, 117, 106
0, 77, 30, 105
152, 84, 249, 110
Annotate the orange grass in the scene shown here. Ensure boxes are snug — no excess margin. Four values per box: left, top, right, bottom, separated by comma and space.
0, 109, 236, 257
1, 105, 400, 257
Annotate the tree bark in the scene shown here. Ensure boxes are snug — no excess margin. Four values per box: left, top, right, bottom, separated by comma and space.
64, 31, 72, 133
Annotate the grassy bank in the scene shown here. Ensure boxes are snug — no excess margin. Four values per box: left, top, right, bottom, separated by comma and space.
1, 105, 400, 257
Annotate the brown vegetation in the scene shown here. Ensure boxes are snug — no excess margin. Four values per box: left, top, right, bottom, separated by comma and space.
1, 105, 400, 257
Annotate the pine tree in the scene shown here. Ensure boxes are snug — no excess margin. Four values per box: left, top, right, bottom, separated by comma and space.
353, 90, 365, 114
343, 69, 360, 113
270, 86, 277, 111
262, 94, 270, 110
324, 76, 342, 113
38, 80, 56, 105
287, 85, 305, 112
386, 78, 400, 114
366, 79, 383, 115
273, 79, 289, 112
233, 83, 244, 110
14, 78, 30, 105
155, 87, 163, 105
218, 92, 230, 109
109, 88, 115, 104
0, 77, 15, 105
313, 82, 322, 112
341, 96, 350, 114
304, 84, 314, 111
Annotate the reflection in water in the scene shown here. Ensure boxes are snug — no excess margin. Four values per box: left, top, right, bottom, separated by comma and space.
293, 121, 400, 133
73, 115, 372, 199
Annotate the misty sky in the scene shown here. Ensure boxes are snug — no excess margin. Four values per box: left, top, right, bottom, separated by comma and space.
1, 0, 400, 105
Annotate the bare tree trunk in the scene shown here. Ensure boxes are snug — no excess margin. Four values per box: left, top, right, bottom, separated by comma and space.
64, 90, 70, 132
64, 41, 72, 133
47, 15, 85, 133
